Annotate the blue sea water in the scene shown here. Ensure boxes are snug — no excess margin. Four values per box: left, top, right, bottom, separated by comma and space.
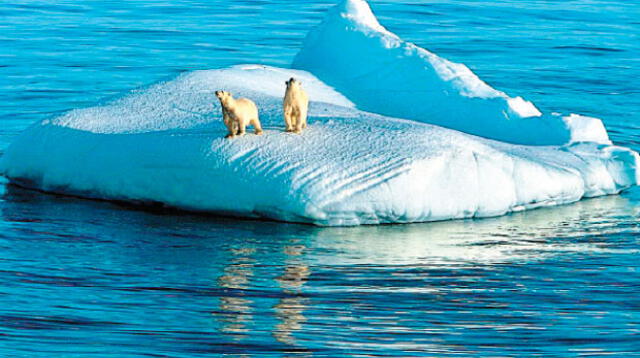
1, 0, 639, 356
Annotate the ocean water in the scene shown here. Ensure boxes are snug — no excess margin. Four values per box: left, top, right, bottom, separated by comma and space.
1, 0, 639, 356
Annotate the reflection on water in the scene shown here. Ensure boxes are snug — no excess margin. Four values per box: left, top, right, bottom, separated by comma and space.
0, 184, 639, 356
274, 243, 310, 346
312, 192, 640, 266
216, 246, 256, 338
213, 238, 311, 346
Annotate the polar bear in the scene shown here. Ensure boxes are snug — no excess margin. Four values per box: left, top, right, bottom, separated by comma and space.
215, 91, 263, 138
283, 78, 309, 133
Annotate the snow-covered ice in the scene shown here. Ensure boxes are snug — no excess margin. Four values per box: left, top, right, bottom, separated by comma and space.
1, 65, 638, 226
293, 0, 611, 146
0, 0, 638, 226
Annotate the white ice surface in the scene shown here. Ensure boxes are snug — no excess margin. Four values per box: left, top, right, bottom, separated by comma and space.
293, 0, 610, 146
1, 65, 638, 226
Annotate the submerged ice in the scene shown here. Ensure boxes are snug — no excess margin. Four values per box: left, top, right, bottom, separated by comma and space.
0, 0, 638, 226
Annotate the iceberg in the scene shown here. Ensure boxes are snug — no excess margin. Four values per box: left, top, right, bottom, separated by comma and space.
0, 0, 637, 226
1, 65, 637, 226
293, 0, 610, 146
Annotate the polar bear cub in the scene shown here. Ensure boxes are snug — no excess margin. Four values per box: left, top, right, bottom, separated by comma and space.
215, 90, 263, 138
283, 78, 309, 133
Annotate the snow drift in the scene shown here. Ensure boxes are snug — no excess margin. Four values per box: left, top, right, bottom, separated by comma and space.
293, 0, 610, 146
0, 0, 638, 226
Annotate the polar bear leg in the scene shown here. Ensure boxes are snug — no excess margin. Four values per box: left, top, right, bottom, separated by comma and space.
237, 121, 246, 136
299, 106, 308, 130
291, 108, 299, 132
293, 109, 305, 133
251, 118, 263, 135
225, 119, 237, 138
284, 106, 294, 132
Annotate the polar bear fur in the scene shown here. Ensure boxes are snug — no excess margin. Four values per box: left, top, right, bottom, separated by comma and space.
215, 91, 263, 138
283, 78, 309, 133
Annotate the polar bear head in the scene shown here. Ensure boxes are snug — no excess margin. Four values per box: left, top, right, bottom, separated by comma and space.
285, 77, 302, 90
215, 90, 234, 106
215, 90, 231, 100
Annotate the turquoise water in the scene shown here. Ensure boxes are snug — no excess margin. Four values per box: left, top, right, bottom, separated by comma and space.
1, 1, 639, 356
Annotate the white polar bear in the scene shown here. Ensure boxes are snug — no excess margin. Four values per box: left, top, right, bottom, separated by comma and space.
283, 78, 309, 133
215, 91, 263, 138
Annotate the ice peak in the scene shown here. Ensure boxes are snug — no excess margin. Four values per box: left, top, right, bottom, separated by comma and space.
334, 0, 389, 34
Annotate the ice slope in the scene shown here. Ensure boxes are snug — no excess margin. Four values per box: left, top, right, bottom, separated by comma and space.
1, 65, 638, 226
293, 0, 610, 146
